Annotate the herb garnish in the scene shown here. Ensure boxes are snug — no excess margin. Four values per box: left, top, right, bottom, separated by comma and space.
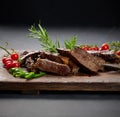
109, 41, 120, 51
29, 24, 77, 52
64, 36, 77, 49
29, 24, 60, 53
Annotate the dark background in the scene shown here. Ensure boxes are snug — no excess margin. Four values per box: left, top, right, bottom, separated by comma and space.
0, 0, 120, 27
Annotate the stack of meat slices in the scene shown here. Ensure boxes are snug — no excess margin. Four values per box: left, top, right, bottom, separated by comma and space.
20, 47, 109, 76
87, 50, 120, 64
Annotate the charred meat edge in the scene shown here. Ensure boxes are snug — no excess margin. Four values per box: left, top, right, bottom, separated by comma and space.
20, 51, 41, 66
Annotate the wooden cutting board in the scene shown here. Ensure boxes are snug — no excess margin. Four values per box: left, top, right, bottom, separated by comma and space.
0, 50, 120, 91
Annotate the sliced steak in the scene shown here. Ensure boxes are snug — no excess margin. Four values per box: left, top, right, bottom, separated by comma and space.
68, 60, 80, 74
40, 52, 64, 64
87, 50, 120, 63
21, 51, 79, 74
32, 58, 71, 75
60, 56, 80, 74
21, 51, 65, 65
57, 47, 105, 73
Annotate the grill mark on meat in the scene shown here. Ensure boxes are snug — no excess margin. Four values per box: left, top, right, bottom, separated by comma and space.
32, 58, 71, 75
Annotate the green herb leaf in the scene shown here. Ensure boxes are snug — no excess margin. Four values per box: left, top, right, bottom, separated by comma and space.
64, 36, 77, 49
29, 24, 59, 53
29, 24, 78, 51
109, 41, 120, 51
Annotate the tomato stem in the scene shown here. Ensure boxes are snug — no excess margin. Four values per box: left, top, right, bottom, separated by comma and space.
0, 46, 11, 55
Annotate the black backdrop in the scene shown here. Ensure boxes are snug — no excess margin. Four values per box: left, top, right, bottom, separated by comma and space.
0, 0, 120, 27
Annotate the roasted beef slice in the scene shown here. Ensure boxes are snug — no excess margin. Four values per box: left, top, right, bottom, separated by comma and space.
88, 50, 120, 64
40, 52, 64, 64
32, 58, 71, 75
57, 47, 105, 73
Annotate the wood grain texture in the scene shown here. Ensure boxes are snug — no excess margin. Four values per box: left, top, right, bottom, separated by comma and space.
0, 50, 120, 91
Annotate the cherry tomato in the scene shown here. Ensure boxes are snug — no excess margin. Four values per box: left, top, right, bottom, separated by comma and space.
82, 46, 90, 50
116, 50, 120, 56
5, 61, 13, 70
101, 43, 109, 50
4, 58, 13, 65
93, 46, 99, 51
12, 61, 20, 68
89, 46, 99, 51
11, 53, 19, 60
2, 57, 8, 64
81, 45, 99, 51
2, 53, 20, 70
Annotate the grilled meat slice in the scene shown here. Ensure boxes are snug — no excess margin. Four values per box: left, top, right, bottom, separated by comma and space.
32, 58, 71, 75
57, 47, 105, 73
21, 51, 65, 66
40, 52, 64, 64
20, 51, 41, 67
88, 50, 120, 64
68, 60, 80, 74
59, 56, 79, 74
87, 50, 120, 71
21, 51, 79, 74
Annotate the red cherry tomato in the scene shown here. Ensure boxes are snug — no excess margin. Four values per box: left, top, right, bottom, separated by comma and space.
90, 46, 99, 51
2, 54, 20, 70
11, 53, 19, 60
101, 43, 109, 50
93, 46, 99, 51
88, 47, 92, 50
82, 46, 90, 50
116, 50, 120, 56
4, 58, 13, 65
2, 57, 8, 64
5, 61, 13, 70
12, 61, 20, 68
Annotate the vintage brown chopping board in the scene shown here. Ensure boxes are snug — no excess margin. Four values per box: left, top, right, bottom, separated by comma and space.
0, 50, 120, 91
